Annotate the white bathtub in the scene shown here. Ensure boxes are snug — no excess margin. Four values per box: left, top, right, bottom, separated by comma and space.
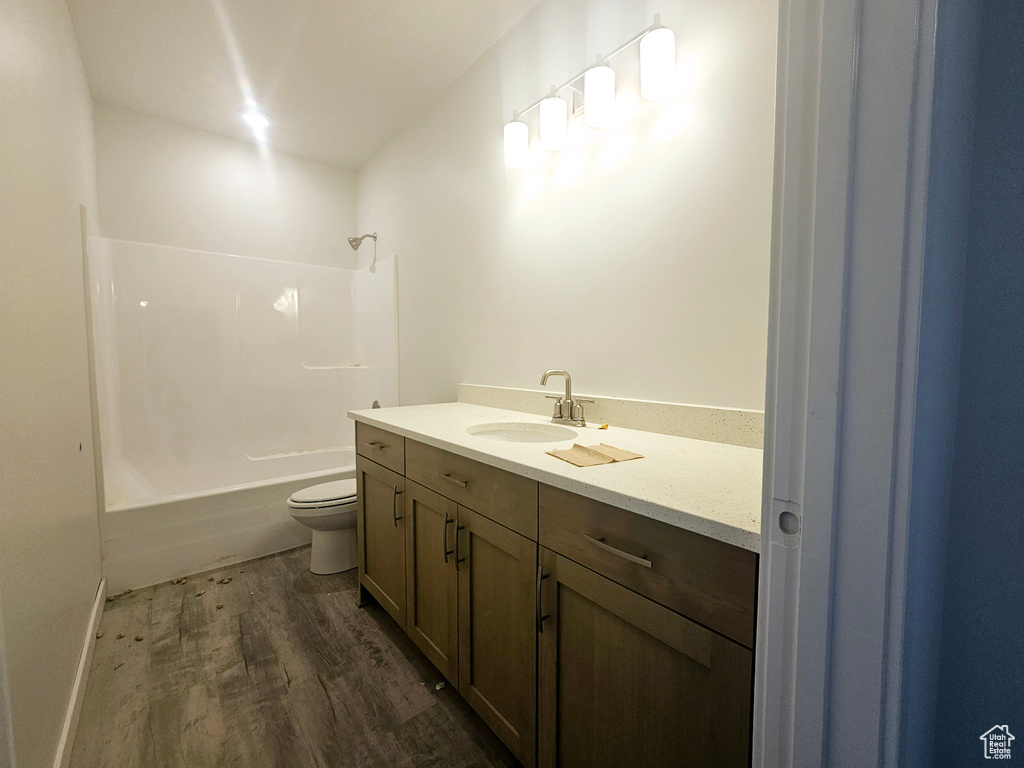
101, 458, 354, 593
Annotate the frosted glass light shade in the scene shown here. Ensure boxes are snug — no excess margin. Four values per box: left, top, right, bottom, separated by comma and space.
503, 120, 529, 169
584, 66, 616, 128
539, 95, 568, 151
640, 27, 676, 100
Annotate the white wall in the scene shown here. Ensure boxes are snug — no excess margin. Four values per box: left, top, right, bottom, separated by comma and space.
357, 0, 777, 410
94, 104, 357, 267
0, 0, 104, 765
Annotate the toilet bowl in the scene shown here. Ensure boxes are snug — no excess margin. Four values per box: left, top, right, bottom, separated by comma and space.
287, 479, 358, 574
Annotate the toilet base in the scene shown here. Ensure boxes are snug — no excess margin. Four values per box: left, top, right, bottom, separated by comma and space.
309, 528, 357, 575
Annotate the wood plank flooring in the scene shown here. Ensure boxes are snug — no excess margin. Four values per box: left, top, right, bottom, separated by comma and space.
70, 547, 521, 768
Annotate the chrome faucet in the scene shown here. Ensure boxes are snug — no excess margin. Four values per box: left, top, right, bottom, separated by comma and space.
540, 370, 592, 427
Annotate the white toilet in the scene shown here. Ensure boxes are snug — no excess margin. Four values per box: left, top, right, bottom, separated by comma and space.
287, 478, 358, 574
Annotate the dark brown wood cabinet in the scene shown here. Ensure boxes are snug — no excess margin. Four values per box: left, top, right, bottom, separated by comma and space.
372, 450, 540, 768
356, 421, 406, 474
457, 507, 537, 765
356, 422, 758, 768
537, 548, 753, 768
539, 485, 758, 648
356, 455, 407, 628
400, 478, 539, 767
404, 480, 459, 682
406, 438, 538, 538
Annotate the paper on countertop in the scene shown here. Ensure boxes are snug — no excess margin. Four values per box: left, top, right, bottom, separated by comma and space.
547, 443, 645, 468
592, 443, 644, 461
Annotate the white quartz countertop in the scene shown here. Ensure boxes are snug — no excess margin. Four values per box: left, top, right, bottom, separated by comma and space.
348, 402, 762, 553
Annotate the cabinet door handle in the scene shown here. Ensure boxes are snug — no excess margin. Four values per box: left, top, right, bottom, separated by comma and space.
442, 514, 455, 563
536, 564, 550, 633
392, 487, 403, 527
365, 441, 387, 451
437, 471, 469, 489
584, 534, 652, 568
455, 525, 467, 571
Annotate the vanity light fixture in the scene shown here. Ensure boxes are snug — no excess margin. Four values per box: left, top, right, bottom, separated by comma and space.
539, 90, 569, 151
503, 119, 529, 168
583, 65, 616, 128
639, 26, 677, 100
503, 14, 676, 168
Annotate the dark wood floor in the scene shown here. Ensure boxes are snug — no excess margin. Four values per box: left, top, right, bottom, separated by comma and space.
70, 547, 520, 768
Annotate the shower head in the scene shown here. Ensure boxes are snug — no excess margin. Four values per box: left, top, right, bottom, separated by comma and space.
348, 232, 377, 250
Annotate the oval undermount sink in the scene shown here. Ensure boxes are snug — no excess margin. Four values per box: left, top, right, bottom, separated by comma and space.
466, 422, 578, 443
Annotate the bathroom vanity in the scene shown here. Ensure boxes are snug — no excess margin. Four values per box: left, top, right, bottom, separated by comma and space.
349, 403, 761, 768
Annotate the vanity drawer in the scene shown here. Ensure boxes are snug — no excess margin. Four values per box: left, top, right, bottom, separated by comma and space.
539, 484, 757, 647
405, 440, 538, 540
356, 422, 406, 475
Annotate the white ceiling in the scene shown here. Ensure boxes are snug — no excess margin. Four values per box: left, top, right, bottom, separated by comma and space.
67, 0, 539, 168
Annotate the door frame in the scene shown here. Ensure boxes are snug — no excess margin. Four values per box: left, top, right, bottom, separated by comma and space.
757, 0, 956, 764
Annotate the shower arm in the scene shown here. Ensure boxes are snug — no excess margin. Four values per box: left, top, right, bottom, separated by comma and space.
348, 232, 378, 250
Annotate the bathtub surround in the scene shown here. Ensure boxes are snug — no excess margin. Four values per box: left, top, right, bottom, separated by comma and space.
356, 0, 777, 411
0, 0, 105, 766
457, 383, 764, 449
88, 240, 398, 592
88, 240, 397, 508
93, 104, 358, 268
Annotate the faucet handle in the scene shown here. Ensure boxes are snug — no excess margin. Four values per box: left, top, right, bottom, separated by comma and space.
572, 398, 594, 425
545, 395, 564, 419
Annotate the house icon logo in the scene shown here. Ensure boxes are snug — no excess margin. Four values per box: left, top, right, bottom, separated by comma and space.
980, 725, 1014, 759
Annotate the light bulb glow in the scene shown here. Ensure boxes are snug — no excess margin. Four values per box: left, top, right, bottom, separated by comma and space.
242, 110, 269, 130
503, 120, 529, 169
242, 109, 270, 144
583, 66, 616, 128
539, 95, 568, 151
640, 27, 676, 100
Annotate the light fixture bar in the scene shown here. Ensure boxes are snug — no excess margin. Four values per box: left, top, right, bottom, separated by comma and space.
598, 15, 665, 67
511, 14, 665, 121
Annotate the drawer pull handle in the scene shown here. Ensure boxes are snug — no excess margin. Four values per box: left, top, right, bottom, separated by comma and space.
536, 564, 550, 633
442, 514, 455, 563
584, 534, 653, 568
366, 441, 387, 451
392, 487, 403, 527
437, 471, 469, 489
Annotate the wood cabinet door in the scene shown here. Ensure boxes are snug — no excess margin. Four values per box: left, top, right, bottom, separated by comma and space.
457, 507, 538, 768
356, 455, 407, 628
404, 480, 459, 684
537, 548, 753, 768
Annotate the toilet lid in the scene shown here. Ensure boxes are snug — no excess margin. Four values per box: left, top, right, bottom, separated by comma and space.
289, 479, 357, 505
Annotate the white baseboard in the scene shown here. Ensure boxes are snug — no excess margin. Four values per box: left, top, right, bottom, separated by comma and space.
52, 578, 105, 768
